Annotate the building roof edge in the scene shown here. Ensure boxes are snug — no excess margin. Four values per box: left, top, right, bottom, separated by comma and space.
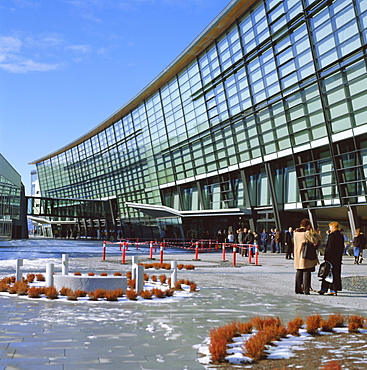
30, 0, 256, 165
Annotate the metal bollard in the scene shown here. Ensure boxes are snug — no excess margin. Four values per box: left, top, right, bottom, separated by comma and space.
132, 256, 139, 280
46, 263, 54, 287
222, 244, 226, 261
160, 244, 164, 263
233, 246, 237, 267
62, 254, 69, 275
170, 260, 177, 288
248, 245, 252, 264
195, 241, 199, 260
121, 245, 127, 264
102, 241, 106, 261
149, 241, 153, 259
255, 243, 259, 266
16, 259, 23, 281
136, 264, 144, 294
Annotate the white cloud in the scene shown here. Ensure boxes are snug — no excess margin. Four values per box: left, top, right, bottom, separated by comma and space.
0, 34, 64, 74
66, 44, 92, 54
0, 59, 61, 73
0, 36, 22, 53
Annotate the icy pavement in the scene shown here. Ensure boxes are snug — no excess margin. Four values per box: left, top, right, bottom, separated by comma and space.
0, 238, 367, 369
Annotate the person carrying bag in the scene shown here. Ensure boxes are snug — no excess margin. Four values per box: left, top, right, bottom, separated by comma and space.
293, 219, 319, 295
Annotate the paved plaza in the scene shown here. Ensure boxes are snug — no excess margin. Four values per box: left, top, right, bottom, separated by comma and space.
0, 238, 366, 369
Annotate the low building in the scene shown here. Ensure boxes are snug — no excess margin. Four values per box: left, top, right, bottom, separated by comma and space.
0, 154, 27, 239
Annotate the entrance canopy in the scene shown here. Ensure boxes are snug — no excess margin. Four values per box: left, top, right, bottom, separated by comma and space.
125, 202, 251, 219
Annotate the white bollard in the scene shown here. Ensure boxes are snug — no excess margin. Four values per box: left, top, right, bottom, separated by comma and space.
132, 256, 139, 280
136, 264, 144, 294
16, 259, 23, 281
170, 260, 177, 288
62, 254, 69, 275
46, 263, 54, 287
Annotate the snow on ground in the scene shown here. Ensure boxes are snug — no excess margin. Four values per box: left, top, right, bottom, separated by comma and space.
198, 327, 367, 367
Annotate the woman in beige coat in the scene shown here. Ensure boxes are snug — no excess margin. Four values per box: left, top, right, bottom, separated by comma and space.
293, 219, 319, 294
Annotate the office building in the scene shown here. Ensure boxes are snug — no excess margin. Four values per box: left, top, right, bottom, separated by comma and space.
31, 0, 367, 240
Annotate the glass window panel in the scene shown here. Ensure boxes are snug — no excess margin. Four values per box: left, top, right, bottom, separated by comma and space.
327, 88, 346, 105
318, 49, 338, 68
329, 102, 349, 119
352, 93, 367, 110
331, 116, 352, 132
293, 131, 310, 145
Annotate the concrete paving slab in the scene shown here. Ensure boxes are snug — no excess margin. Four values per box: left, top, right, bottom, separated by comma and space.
0, 240, 367, 369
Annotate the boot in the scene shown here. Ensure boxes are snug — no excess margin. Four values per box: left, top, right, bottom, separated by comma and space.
354, 256, 359, 264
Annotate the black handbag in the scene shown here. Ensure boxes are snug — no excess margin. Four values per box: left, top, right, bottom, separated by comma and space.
318, 261, 331, 279
302, 241, 317, 260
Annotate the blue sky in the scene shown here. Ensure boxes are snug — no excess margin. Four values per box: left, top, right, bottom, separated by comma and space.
0, 0, 230, 194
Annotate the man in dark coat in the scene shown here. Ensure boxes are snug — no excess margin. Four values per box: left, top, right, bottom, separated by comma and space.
284, 227, 294, 260
319, 222, 345, 295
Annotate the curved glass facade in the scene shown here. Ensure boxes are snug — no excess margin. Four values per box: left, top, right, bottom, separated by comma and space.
33, 0, 367, 239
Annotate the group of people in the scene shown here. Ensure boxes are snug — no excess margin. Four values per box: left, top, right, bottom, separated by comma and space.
293, 219, 367, 296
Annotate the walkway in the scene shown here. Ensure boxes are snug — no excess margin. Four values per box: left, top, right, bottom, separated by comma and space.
0, 239, 366, 369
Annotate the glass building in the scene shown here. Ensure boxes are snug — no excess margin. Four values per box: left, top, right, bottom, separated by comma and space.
0, 154, 27, 239
31, 0, 367, 241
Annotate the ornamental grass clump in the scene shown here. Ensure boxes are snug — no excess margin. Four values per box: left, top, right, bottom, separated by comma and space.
14, 281, 29, 295
174, 281, 182, 291
114, 288, 124, 297
113, 272, 122, 276
27, 286, 42, 298
45, 286, 59, 300
320, 361, 342, 370
306, 314, 322, 334
59, 287, 72, 296
164, 289, 174, 297
126, 271, 132, 279
287, 316, 304, 336
74, 290, 87, 297
152, 288, 166, 298
328, 313, 345, 328
36, 274, 45, 282
320, 319, 334, 332
140, 290, 153, 299
1, 277, 12, 285
151, 275, 157, 282
177, 264, 184, 270
26, 274, 35, 283
189, 283, 197, 292
0, 281, 9, 292
67, 291, 78, 301
184, 264, 195, 270
105, 290, 119, 301
236, 321, 253, 335
126, 289, 138, 301
143, 273, 149, 281
87, 272, 95, 276
73, 272, 82, 276
250, 316, 281, 331
209, 322, 239, 363
348, 315, 365, 333
127, 279, 136, 289
100, 272, 108, 276
243, 331, 268, 360
159, 274, 167, 284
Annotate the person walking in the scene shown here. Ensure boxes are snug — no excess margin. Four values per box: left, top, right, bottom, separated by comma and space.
284, 227, 294, 260
353, 229, 367, 264
270, 228, 276, 253
260, 229, 268, 253
242, 229, 254, 257
293, 219, 319, 295
318, 221, 344, 296
274, 229, 281, 253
